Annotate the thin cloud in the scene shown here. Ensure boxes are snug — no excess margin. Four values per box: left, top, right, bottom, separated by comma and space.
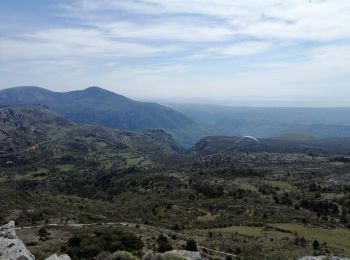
67, 0, 350, 41
104, 21, 234, 42
219, 42, 272, 57
0, 28, 180, 60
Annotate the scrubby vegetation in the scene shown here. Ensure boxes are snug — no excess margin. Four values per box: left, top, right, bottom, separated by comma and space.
3, 150, 349, 259
63, 229, 143, 259
1, 105, 350, 259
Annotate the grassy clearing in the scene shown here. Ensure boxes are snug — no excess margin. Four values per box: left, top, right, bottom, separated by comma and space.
264, 180, 296, 192
237, 182, 258, 192
103, 161, 114, 170
321, 192, 344, 200
271, 223, 350, 254
196, 211, 220, 223
35, 167, 49, 173
55, 164, 74, 172
212, 225, 263, 237
166, 171, 189, 182
118, 152, 152, 167
209, 225, 298, 241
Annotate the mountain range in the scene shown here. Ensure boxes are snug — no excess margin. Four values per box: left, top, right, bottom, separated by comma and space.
2, 86, 350, 147
2, 104, 349, 163
0, 86, 203, 146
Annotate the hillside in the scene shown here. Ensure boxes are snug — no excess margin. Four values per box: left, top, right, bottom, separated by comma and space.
0, 104, 73, 155
0, 86, 200, 145
0, 104, 184, 165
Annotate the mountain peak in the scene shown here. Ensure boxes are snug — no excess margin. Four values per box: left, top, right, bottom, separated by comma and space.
85, 86, 108, 92
79, 86, 125, 97
0, 86, 194, 145
72, 86, 128, 101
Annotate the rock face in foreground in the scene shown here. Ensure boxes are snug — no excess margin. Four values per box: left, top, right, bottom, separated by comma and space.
0, 221, 35, 260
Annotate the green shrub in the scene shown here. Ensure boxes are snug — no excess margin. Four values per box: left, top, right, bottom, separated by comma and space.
38, 226, 50, 237
185, 239, 197, 252
64, 229, 144, 259
157, 234, 172, 253
79, 243, 103, 258
111, 251, 139, 260
68, 235, 84, 247
159, 252, 188, 260
313, 240, 320, 250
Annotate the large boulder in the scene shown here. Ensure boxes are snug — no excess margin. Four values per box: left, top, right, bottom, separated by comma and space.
170, 250, 201, 260
0, 221, 35, 260
44, 254, 71, 260
158, 250, 201, 260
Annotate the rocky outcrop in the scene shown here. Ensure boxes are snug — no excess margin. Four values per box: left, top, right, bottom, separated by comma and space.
169, 250, 201, 260
0, 221, 35, 260
44, 254, 71, 260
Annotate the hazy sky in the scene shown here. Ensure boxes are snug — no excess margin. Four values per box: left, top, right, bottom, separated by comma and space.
0, 0, 350, 106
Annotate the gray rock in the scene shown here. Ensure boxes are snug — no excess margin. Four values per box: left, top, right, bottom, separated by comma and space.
173, 250, 201, 260
142, 251, 155, 260
44, 254, 71, 260
160, 250, 201, 260
0, 221, 35, 260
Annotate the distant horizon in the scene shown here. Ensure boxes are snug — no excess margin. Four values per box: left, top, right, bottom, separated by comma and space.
1, 85, 350, 108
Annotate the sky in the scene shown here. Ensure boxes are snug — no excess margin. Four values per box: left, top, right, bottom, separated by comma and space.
0, 0, 350, 106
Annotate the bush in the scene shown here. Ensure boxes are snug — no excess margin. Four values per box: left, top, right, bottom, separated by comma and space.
38, 226, 50, 237
26, 241, 37, 246
65, 229, 144, 259
157, 252, 188, 260
157, 234, 172, 253
158, 241, 172, 253
111, 251, 139, 260
68, 235, 84, 247
171, 224, 181, 231
79, 244, 103, 258
185, 239, 197, 252
194, 181, 224, 198
313, 240, 320, 250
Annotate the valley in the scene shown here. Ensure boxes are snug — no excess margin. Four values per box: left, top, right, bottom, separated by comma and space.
1, 105, 350, 259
